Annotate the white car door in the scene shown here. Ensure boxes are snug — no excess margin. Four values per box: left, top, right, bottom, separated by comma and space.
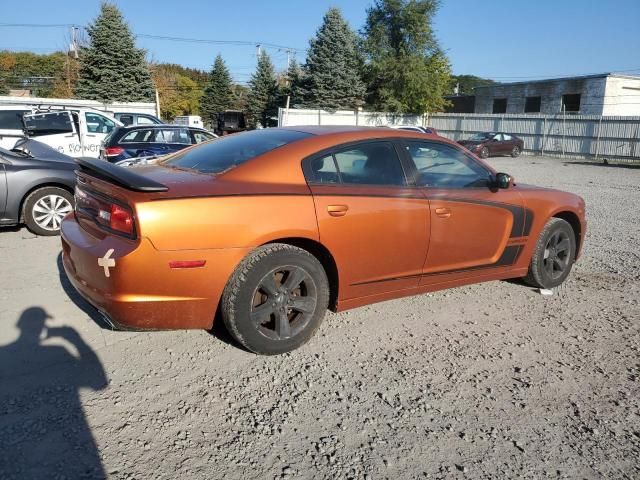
22, 111, 80, 156
82, 111, 118, 158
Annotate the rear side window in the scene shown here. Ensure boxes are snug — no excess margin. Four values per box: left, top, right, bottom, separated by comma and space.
0, 110, 29, 130
307, 154, 339, 184
152, 128, 191, 144
306, 141, 406, 186
121, 129, 153, 143
163, 129, 312, 174
193, 131, 216, 143
119, 115, 134, 126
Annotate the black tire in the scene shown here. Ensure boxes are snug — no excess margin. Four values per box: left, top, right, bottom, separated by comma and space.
23, 187, 74, 236
480, 146, 490, 159
524, 218, 576, 289
511, 145, 522, 157
221, 243, 330, 355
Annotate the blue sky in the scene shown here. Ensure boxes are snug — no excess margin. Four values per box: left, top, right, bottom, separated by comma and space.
1, 0, 639, 84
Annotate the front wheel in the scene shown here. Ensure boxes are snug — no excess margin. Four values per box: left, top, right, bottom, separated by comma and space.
23, 187, 74, 236
221, 244, 330, 355
524, 218, 576, 289
511, 146, 522, 157
479, 146, 490, 159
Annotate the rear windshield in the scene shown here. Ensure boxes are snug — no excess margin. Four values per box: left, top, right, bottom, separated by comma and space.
162, 129, 312, 174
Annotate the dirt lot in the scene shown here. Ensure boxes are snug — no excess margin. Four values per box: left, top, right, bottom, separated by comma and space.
0, 155, 638, 479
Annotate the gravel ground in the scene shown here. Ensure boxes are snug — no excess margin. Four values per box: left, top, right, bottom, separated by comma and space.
0, 155, 639, 479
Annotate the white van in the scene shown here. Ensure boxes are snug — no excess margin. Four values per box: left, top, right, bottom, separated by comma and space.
0, 106, 123, 158
173, 115, 203, 128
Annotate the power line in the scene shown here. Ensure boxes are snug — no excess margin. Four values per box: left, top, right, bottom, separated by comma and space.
136, 33, 303, 53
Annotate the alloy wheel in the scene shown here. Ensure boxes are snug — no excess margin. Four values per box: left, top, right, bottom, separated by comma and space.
250, 265, 317, 340
32, 194, 72, 231
543, 230, 571, 280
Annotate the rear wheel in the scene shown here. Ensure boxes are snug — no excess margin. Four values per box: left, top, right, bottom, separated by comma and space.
511, 145, 521, 157
480, 146, 490, 159
524, 218, 576, 289
221, 243, 330, 355
23, 187, 73, 236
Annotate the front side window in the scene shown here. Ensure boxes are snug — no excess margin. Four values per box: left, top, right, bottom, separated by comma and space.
85, 112, 115, 134
468, 132, 494, 141
136, 115, 157, 125
493, 133, 504, 142
405, 141, 492, 188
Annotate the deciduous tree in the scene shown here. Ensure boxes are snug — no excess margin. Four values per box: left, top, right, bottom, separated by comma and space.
362, 0, 452, 113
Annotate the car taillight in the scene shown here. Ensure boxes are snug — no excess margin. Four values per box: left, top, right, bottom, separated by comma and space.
104, 147, 124, 157
76, 186, 135, 237
108, 205, 134, 235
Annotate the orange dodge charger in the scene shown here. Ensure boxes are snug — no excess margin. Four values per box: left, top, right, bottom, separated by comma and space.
61, 127, 586, 354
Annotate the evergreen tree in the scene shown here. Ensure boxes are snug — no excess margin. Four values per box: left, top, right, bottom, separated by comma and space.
303, 8, 365, 111
76, 3, 154, 102
277, 59, 306, 108
200, 54, 233, 128
362, 0, 452, 113
247, 51, 278, 128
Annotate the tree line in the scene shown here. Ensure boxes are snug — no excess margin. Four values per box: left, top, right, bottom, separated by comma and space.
0, 1, 494, 128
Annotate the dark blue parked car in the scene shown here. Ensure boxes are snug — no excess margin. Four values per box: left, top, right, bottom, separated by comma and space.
100, 125, 217, 163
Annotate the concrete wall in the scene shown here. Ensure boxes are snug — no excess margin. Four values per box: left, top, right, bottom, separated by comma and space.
602, 76, 640, 116
474, 77, 608, 115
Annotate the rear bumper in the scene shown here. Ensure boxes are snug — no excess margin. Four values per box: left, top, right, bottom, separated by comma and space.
61, 213, 249, 330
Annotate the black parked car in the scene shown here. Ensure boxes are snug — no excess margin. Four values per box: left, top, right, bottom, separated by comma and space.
100, 124, 217, 163
0, 139, 76, 235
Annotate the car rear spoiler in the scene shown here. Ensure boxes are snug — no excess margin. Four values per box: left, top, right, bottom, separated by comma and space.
75, 158, 169, 192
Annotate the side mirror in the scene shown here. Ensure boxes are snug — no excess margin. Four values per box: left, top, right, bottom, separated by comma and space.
495, 172, 512, 189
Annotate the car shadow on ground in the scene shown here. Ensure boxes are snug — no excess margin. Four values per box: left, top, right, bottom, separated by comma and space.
0, 307, 107, 478
56, 252, 242, 350
0, 225, 23, 234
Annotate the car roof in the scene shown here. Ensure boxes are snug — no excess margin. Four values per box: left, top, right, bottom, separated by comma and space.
280, 125, 436, 137
118, 124, 202, 131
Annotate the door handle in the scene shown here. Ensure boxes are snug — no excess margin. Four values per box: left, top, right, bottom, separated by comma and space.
435, 207, 451, 218
327, 204, 349, 217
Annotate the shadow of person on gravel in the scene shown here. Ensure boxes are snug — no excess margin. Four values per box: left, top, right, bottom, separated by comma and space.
0, 307, 108, 479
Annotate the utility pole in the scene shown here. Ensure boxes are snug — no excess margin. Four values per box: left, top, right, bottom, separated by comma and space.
256, 44, 262, 57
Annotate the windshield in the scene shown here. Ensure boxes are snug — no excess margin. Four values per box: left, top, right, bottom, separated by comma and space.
163, 129, 312, 174
468, 132, 494, 141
